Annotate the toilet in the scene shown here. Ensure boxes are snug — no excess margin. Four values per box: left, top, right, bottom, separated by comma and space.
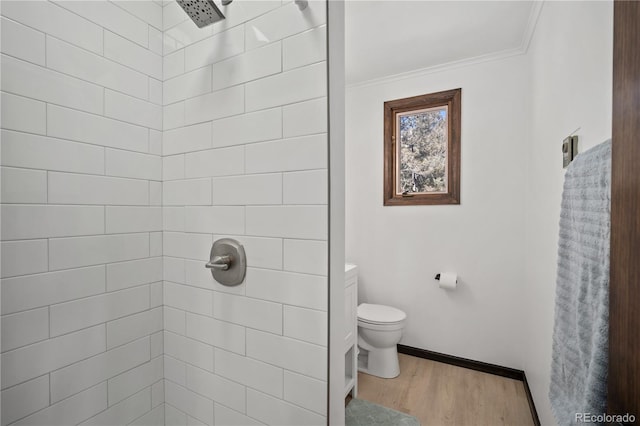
357, 303, 407, 379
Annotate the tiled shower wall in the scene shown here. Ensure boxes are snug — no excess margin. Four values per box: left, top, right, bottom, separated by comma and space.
160, 0, 329, 424
0, 1, 165, 425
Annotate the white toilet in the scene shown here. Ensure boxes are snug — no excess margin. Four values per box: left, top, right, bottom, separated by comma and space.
357, 303, 407, 379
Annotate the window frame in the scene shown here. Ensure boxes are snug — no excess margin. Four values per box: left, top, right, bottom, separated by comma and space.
383, 88, 461, 206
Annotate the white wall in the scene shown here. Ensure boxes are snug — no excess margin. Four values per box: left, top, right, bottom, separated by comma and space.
160, 1, 329, 425
0, 1, 165, 425
346, 54, 530, 369
523, 2, 612, 424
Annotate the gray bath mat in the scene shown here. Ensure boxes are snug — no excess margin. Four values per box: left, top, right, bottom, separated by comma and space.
346, 398, 421, 426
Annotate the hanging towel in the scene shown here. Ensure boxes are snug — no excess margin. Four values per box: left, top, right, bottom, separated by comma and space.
549, 139, 611, 425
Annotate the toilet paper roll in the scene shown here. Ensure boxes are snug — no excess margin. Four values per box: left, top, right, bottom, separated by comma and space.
438, 272, 457, 290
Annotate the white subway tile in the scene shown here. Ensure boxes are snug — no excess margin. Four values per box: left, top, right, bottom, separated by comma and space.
50, 285, 149, 337
1, 205, 104, 240
49, 233, 149, 270
283, 170, 327, 205
184, 259, 244, 295
212, 174, 281, 205
164, 101, 185, 130
245, 205, 327, 240
1, 130, 104, 174
183, 206, 244, 235
0, 239, 47, 278
150, 77, 163, 105
0, 167, 47, 204
245, 268, 327, 310
186, 312, 245, 355
104, 31, 162, 80
164, 355, 186, 386
246, 329, 326, 381
108, 357, 163, 405
184, 146, 244, 179
245, 134, 327, 174
164, 257, 185, 283
50, 337, 149, 403
283, 305, 327, 347
164, 67, 212, 105
213, 292, 282, 334
0, 1, 103, 55
212, 42, 281, 91
107, 257, 163, 292
0, 92, 46, 134
149, 27, 164, 56
46, 36, 148, 101
106, 207, 162, 234
164, 331, 214, 372
164, 306, 186, 335
164, 19, 212, 52
47, 105, 149, 153
48, 173, 149, 206
105, 89, 162, 130
282, 97, 327, 138
184, 26, 244, 71
246, 62, 326, 112
151, 380, 164, 408
1, 325, 105, 389
211, 1, 280, 35
162, 33, 184, 56
150, 331, 164, 359
164, 207, 185, 232
1, 307, 48, 353
184, 86, 244, 125
214, 404, 264, 426
164, 155, 185, 180
1, 375, 49, 426
164, 282, 212, 316
131, 404, 165, 426
163, 122, 212, 155
164, 49, 185, 80
283, 239, 327, 275
186, 365, 245, 413
214, 348, 282, 397
163, 232, 212, 261
164, 381, 213, 426
163, 179, 212, 206
283, 371, 326, 415
1, 53, 103, 113
106, 149, 162, 181
54, 0, 149, 48
216, 235, 283, 271
113, 1, 163, 30
283, 25, 326, 70
12, 383, 107, 426
212, 108, 282, 148
150, 181, 162, 206
150, 280, 163, 306
164, 403, 187, 426
107, 307, 163, 349
80, 388, 151, 426
150, 129, 163, 155
246, 389, 324, 426
245, 1, 325, 50
1, 266, 105, 315
163, 1, 187, 30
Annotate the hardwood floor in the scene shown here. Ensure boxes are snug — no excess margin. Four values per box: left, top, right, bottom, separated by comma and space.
355, 353, 535, 426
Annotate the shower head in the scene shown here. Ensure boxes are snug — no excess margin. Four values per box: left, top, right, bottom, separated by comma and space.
177, 0, 227, 28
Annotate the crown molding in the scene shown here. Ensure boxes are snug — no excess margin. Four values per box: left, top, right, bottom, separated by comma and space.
346, 0, 545, 91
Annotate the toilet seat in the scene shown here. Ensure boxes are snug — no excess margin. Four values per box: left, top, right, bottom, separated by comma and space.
357, 303, 406, 325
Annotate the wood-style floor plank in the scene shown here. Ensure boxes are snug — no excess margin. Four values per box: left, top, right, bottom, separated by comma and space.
355, 353, 535, 426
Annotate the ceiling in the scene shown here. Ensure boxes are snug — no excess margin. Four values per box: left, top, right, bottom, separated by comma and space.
345, 1, 537, 85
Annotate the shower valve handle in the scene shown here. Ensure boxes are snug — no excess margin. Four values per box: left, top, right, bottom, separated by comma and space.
205, 255, 232, 271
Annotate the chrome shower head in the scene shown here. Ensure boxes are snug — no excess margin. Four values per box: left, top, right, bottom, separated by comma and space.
177, 0, 226, 28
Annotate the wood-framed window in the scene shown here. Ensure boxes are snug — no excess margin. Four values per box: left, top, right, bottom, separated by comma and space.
383, 88, 461, 206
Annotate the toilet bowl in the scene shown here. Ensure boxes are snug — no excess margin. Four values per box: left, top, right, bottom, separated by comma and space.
357, 303, 406, 379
